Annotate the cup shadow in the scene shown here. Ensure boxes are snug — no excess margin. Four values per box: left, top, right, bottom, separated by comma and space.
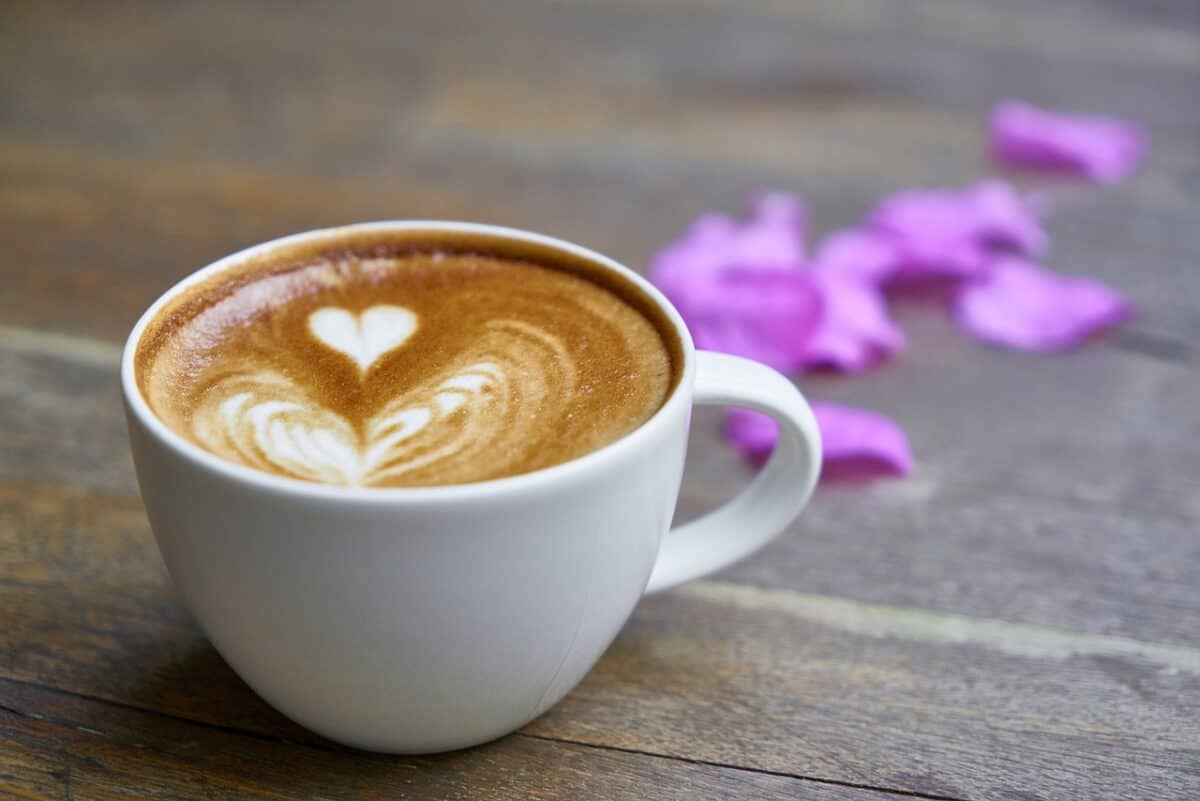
106, 633, 548, 795
121, 635, 319, 744
120, 633, 530, 767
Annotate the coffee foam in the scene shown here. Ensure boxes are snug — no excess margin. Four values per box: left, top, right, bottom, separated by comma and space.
136, 233, 679, 488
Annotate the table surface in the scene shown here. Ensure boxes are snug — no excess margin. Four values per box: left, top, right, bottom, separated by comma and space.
2, 1, 1199, 799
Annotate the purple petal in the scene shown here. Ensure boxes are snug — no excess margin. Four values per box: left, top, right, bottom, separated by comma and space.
733, 192, 808, 266
650, 192, 807, 303
990, 100, 1148, 184
800, 272, 905, 373
869, 189, 989, 278
725, 407, 780, 458
968, 179, 1050, 255
813, 228, 903, 285
650, 193, 820, 371
954, 257, 1133, 351
813, 401, 915, 478
685, 268, 823, 373
869, 180, 1047, 280
726, 403, 914, 479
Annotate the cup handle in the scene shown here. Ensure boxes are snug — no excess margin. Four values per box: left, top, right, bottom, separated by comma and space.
644, 351, 823, 595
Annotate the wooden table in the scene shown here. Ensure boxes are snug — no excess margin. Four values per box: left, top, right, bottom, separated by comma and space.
2, 2, 1198, 798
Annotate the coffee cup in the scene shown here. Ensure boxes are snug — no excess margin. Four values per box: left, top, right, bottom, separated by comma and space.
121, 221, 822, 753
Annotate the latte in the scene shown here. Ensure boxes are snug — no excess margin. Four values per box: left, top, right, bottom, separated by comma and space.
135, 229, 679, 488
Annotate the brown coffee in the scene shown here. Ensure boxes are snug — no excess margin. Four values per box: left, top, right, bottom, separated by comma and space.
135, 229, 680, 488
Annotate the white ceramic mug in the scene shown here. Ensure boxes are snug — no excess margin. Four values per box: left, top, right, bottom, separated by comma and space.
121, 221, 822, 753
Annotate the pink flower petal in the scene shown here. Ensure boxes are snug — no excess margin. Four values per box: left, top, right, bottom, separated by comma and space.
686, 268, 823, 373
650, 193, 822, 372
968, 179, 1051, 255
725, 407, 780, 458
954, 257, 1132, 351
733, 192, 809, 265
726, 403, 913, 479
812, 401, 915, 478
650, 193, 806, 304
801, 272, 905, 373
990, 100, 1148, 184
870, 180, 1047, 280
651, 197, 908, 375
813, 228, 902, 285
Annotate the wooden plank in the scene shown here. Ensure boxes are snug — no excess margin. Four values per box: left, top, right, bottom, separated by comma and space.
1, 481, 1196, 800
684, 319, 1200, 648
3, 138, 754, 343
406, 74, 1197, 195
594, 0, 1200, 55
0, 682, 868, 801
2, 0, 1198, 144
723, 478, 1200, 648
0, 482, 296, 738
0, 335, 130, 497
687, 307, 1200, 525
3, 0, 1199, 340
1, 1, 1196, 797
0, 142, 474, 342
2, 314, 1199, 646
3, 135, 1198, 350
529, 583, 1200, 801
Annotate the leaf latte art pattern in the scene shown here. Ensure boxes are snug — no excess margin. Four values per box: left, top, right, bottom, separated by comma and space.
191, 316, 577, 487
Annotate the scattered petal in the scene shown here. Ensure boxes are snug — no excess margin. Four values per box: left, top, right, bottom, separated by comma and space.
870, 180, 1047, 279
650, 193, 806, 304
954, 257, 1132, 351
990, 100, 1148, 183
651, 193, 821, 371
740, 192, 809, 263
813, 228, 902, 284
869, 190, 986, 278
726, 403, 914, 479
812, 401, 915, 478
725, 407, 780, 459
685, 268, 823, 373
968, 179, 1051, 255
801, 272, 905, 372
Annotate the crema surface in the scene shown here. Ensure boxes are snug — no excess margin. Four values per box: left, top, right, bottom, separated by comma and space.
137, 244, 675, 488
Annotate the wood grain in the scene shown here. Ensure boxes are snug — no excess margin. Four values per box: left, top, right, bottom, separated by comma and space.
531, 583, 1200, 800
2, 682, 875, 801
3, 125, 1199, 342
3, 0, 1200, 341
3, 0, 1198, 144
1, 480, 1197, 800
4, 308, 1198, 646
2, 0, 1199, 797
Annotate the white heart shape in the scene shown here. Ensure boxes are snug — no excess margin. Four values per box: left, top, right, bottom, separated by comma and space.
309, 305, 418, 372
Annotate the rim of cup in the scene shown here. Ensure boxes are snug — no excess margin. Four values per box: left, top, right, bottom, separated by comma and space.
120, 220, 698, 503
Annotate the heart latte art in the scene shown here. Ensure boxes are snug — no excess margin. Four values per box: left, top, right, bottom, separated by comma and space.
308, 305, 418, 373
136, 243, 675, 487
